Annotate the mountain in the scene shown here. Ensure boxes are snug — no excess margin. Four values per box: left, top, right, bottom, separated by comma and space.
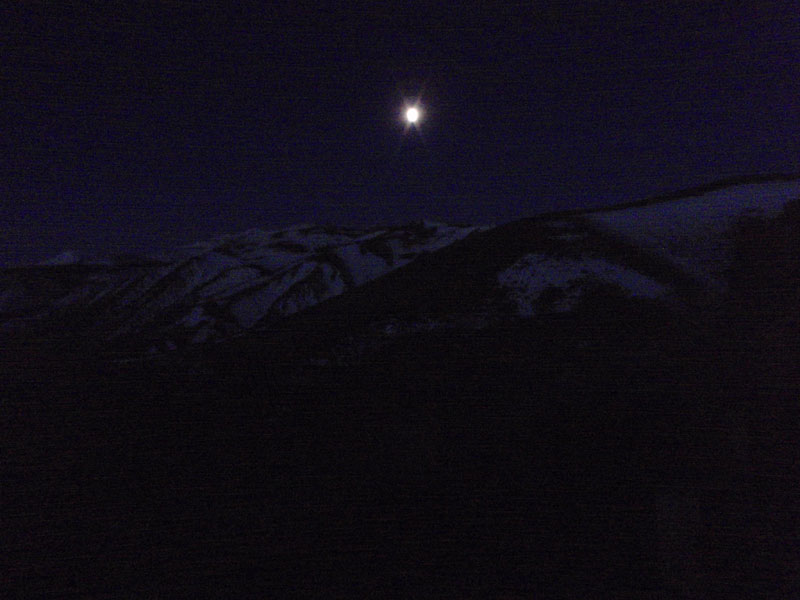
4, 175, 800, 597
4, 177, 799, 366
187, 175, 800, 370
0, 220, 483, 357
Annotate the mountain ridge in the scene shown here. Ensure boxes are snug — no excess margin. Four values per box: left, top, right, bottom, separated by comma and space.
2, 174, 800, 369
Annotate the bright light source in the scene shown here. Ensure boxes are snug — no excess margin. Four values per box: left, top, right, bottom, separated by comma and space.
405, 107, 419, 123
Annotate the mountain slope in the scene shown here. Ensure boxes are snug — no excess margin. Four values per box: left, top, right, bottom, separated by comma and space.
213, 175, 799, 369
0, 221, 482, 357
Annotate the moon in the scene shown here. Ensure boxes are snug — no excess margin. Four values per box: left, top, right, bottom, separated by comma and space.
405, 107, 420, 123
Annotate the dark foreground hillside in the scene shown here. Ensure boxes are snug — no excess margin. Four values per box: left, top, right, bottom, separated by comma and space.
3, 206, 799, 598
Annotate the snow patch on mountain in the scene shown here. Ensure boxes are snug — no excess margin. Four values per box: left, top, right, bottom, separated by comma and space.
272, 262, 348, 316
499, 254, 669, 316
228, 261, 318, 328
335, 245, 391, 286
195, 266, 265, 298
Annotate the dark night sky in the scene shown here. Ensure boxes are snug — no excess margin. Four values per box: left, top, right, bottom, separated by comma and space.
3, 1, 799, 265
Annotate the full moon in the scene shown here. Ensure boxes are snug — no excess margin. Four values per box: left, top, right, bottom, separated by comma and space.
405, 107, 419, 123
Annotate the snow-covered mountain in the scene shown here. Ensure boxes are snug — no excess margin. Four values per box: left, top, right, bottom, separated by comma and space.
0, 221, 483, 354
2, 175, 799, 362
499, 177, 800, 315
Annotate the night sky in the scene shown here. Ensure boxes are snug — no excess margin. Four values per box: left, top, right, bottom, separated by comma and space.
3, 2, 799, 265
